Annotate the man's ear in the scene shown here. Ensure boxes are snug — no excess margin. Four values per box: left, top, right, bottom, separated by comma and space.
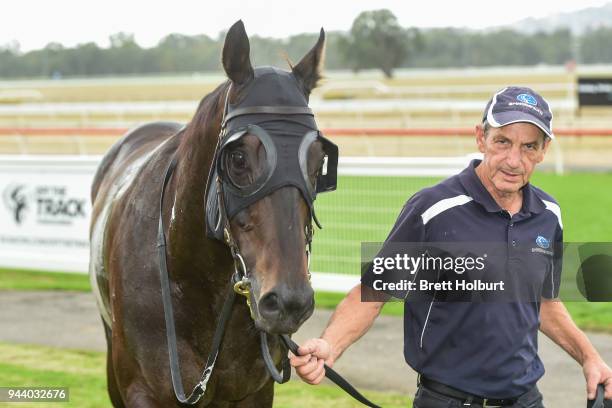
538, 136, 552, 163
222, 20, 254, 85
292, 28, 325, 96
476, 124, 486, 154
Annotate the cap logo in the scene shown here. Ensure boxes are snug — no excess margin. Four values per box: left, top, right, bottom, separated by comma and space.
517, 93, 538, 106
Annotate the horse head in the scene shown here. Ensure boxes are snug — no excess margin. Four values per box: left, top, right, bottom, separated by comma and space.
208, 21, 334, 335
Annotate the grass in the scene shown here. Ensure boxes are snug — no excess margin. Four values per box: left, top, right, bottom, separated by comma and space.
311, 172, 612, 275
0, 268, 91, 292
1, 69, 608, 133
529, 173, 612, 242
0, 343, 410, 407
0, 69, 575, 103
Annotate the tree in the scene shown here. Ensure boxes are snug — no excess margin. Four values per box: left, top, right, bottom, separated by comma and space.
580, 27, 612, 63
341, 9, 416, 78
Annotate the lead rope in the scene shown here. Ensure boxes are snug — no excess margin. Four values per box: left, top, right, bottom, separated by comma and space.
158, 156, 240, 405
279, 335, 382, 408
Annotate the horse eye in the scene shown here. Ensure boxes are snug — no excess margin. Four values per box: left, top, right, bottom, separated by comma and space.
231, 151, 247, 169
310, 160, 322, 178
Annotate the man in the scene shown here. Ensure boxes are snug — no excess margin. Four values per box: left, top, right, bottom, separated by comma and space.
290, 87, 612, 407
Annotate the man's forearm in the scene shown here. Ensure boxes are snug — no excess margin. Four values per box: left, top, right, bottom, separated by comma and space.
540, 299, 600, 364
321, 284, 384, 363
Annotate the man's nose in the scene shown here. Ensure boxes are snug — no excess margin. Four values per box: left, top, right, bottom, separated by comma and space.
506, 146, 522, 168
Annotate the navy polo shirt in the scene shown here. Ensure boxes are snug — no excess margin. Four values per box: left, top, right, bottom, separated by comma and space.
362, 159, 563, 398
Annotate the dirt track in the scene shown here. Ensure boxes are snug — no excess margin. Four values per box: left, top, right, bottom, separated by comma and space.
1, 290, 611, 407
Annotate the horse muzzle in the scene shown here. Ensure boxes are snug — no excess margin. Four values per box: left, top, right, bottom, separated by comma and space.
253, 283, 315, 334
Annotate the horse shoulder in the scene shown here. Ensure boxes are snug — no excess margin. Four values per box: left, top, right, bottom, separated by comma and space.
89, 121, 182, 328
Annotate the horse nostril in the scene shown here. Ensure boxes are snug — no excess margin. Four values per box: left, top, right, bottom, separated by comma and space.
259, 292, 281, 318
284, 294, 312, 316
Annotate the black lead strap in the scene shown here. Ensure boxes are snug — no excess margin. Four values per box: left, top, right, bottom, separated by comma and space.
279, 335, 382, 408
158, 156, 238, 405
588, 384, 609, 408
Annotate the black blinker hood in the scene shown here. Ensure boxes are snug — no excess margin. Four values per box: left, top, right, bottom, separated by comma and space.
206, 66, 338, 241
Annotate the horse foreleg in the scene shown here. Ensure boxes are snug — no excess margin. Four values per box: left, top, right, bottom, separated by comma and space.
230, 380, 274, 408
103, 321, 125, 408
122, 384, 168, 408
108, 329, 171, 407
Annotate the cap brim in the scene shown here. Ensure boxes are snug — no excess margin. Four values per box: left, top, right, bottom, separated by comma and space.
488, 111, 554, 139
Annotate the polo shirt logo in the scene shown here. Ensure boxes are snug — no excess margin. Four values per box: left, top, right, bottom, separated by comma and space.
536, 235, 550, 249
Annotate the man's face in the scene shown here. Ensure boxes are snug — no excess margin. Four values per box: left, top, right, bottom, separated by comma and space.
476, 122, 550, 194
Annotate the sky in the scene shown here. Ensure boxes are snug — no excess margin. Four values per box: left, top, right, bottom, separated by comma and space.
2, 0, 610, 52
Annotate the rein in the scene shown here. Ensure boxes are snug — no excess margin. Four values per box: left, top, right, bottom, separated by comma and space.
156, 88, 381, 407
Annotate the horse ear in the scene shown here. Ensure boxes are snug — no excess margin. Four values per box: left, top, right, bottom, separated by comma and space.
222, 20, 254, 85
292, 28, 326, 95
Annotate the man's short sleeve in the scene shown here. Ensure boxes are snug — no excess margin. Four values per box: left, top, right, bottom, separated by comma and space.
361, 195, 426, 297
542, 226, 563, 299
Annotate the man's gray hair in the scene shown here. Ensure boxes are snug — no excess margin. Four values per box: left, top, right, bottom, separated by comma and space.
482, 120, 492, 136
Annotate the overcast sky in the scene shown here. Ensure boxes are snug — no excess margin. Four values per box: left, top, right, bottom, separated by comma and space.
3, 0, 610, 51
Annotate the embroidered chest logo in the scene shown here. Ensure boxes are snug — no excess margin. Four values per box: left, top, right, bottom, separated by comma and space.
532, 235, 554, 256
536, 235, 550, 249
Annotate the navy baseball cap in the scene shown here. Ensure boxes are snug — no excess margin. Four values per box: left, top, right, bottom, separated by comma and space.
483, 86, 554, 139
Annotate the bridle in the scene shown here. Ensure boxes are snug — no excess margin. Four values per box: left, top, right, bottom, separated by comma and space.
156, 82, 380, 407
211, 83, 315, 320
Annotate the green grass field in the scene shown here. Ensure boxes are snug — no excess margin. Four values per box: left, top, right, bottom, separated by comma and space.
311, 172, 612, 274
0, 343, 410, 408
2, 69, 611, 133
0, 69, 576, 103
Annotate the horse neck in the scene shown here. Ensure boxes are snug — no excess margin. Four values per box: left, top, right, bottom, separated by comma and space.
166, 84, 234, 285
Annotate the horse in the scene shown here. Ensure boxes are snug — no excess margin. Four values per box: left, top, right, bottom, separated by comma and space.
88, 20, 334, 407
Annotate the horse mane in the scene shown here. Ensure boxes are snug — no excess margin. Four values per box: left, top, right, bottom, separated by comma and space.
178, 80, 231, 159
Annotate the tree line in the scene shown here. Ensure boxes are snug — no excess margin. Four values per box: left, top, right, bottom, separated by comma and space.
1, 9, 611, 79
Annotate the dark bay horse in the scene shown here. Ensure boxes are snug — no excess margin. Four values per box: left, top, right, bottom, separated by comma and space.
89, 21, 329, 407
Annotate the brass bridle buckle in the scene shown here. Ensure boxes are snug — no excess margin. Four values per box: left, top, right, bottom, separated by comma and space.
232, 251, 253, 319
233, 276, 250, 296
233, 276, 254, 319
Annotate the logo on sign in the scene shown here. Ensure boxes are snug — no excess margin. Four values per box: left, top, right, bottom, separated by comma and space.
536, 235, 550, 249
2, 184, 86, 225
517, 94, 538, 106
2, 184, 29, 224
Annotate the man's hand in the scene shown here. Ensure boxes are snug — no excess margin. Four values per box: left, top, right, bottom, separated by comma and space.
583, 357, 612, 400
289, 338, 333, 385
540, 300, 612, 400
289, 284, 384, 385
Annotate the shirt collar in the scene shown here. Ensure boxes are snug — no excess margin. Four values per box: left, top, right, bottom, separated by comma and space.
458, 159, 545, 216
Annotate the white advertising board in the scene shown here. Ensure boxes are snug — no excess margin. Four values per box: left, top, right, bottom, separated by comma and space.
0, 156, 101, 272
0, 154, 473, 292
